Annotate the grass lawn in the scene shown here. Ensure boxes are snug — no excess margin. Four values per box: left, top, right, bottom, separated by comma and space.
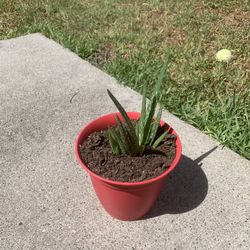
1, 0, 249, 159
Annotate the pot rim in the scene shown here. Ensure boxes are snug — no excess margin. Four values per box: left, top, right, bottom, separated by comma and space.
75, 112, 182, 187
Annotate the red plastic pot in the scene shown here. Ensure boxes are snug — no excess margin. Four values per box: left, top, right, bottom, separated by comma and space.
75, 112, 182, 221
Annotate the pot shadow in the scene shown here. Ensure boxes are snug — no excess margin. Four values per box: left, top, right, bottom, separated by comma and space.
143, 146, 217, 219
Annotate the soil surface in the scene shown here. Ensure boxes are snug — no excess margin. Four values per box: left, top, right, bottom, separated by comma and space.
79, 129, 176, 182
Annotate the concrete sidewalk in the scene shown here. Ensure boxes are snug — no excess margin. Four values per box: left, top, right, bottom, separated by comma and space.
0, 34, 249, 250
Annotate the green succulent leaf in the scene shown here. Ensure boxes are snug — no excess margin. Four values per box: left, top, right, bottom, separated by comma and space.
149, 107, 162, 145
139, 83, 147, 131
152, 131, 168, 149
106, 53, 172, 156
115, 114, 135, 155
140, 96, 157, 145
111, 128, 127, 154
107, 90, 139, 149
107, 90, 134, 130
107, 130, 121, 155
154, 52, 171, 101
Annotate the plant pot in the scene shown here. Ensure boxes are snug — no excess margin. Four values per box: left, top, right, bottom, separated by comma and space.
75, 112, 182, 221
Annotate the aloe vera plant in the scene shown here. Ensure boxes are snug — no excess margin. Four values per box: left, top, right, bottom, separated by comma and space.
107, 56, 170, 156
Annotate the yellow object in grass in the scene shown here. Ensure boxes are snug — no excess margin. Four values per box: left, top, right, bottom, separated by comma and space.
216, 49, 232, 62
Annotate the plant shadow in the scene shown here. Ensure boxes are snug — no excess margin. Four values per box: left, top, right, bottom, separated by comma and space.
143, 147, 217, 218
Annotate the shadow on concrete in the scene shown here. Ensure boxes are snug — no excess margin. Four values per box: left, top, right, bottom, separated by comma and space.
143, 147, 217, 218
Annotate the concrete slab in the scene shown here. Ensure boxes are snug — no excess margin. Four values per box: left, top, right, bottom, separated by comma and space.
0, 34, 249, 250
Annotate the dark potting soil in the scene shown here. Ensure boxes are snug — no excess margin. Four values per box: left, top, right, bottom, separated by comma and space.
79, 129, 176, 183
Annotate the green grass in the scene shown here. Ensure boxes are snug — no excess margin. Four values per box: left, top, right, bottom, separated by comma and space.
1, 0, 249, 159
